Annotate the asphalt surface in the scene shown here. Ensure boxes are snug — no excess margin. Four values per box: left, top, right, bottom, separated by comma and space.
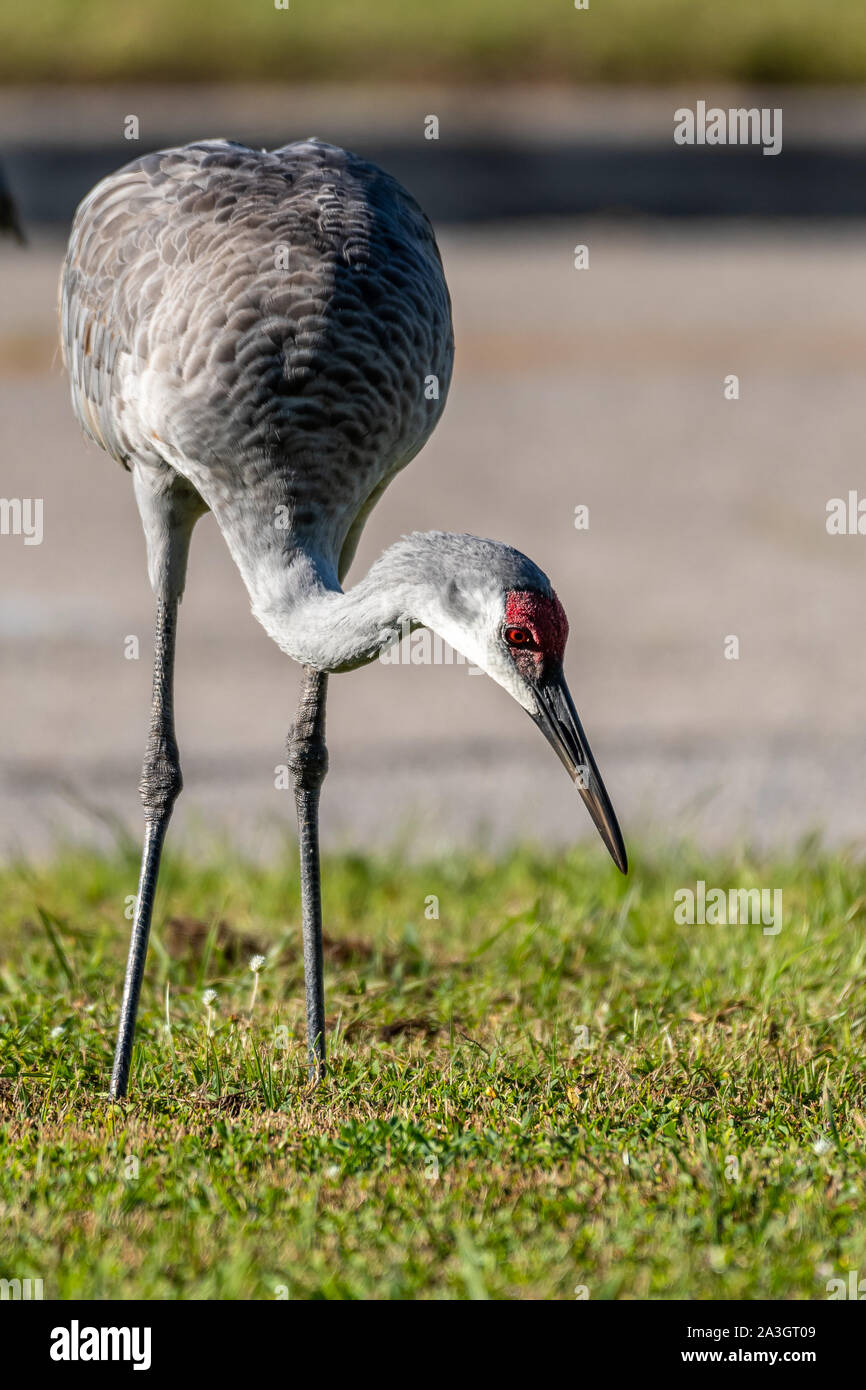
9, 85, 866, 226
2, 220, 865, 860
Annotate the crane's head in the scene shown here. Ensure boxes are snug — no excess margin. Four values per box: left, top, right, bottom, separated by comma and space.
406, 533, 627, 874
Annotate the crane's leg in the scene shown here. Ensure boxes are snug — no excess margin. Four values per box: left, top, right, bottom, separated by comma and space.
110, 595, 182, 1099
287, 667, 329, 1083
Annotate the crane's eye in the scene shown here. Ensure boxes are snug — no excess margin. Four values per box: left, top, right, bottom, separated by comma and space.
505, 626, 532, 646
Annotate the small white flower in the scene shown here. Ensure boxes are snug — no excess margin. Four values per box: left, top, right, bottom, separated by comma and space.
49, 1025, 64, 1040
202, 988, 218, 1037
201, 989, 218, 1034
813, 1135, 833, 1156
247, 958, 266, 1015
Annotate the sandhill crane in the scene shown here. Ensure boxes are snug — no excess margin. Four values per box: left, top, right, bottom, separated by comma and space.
59, 139, 627, 1100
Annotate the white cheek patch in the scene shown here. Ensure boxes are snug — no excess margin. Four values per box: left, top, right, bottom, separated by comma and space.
419, 588, 538, 713
483, 648, 538, 712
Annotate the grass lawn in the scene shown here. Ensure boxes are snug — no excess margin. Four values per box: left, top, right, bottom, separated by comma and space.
0, 841, 864, 1300
4, 1, 866, 86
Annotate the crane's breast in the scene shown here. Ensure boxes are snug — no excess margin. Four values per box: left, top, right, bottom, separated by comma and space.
60, 140, 454, 555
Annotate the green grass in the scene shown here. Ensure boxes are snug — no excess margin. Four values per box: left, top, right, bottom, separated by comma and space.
0, 841, 864, 1299
5, 0, 866, 86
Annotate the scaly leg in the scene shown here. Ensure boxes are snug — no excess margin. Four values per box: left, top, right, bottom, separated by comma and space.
287, 667, 329, 1083
110, 596, 182, 1098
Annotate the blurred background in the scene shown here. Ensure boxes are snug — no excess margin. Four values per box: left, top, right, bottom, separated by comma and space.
2, 1, 866, 860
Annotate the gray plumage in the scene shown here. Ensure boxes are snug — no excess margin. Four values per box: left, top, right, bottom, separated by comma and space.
60, 138, 626, 1097
60, 138, 454, 638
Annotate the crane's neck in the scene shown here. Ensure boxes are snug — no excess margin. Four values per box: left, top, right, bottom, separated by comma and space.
251, 547, 408, 670
244, 536, 488, 674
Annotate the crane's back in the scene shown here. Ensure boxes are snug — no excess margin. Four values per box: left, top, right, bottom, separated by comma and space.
60, 139, 454, 577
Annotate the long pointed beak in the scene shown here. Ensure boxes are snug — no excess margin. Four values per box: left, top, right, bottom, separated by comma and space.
530, 673, 628, 873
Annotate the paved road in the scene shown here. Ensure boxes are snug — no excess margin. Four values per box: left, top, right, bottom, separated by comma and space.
2, 224, 865, 858
9, 86, 866, 226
